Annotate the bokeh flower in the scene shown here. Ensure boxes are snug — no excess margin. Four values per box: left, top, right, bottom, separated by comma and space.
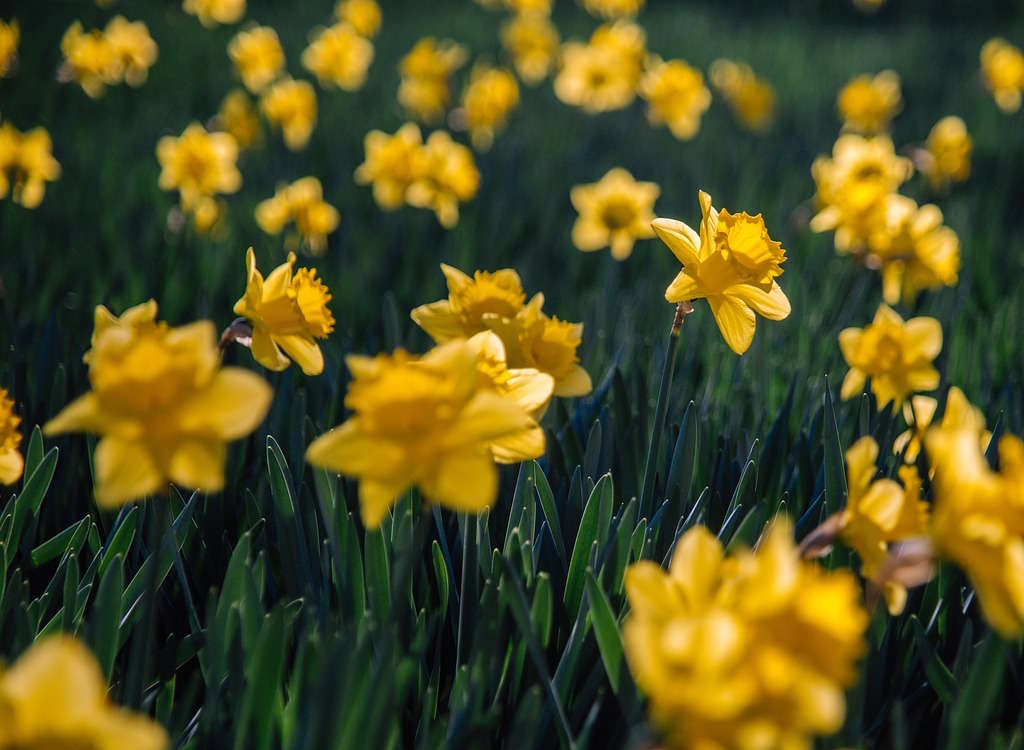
156, 122, 241, 215
233, 248, 335, 375
398, 37, 468, 123
255, 176, 340, 254
501, 13, 559, 86
0, 387, 23, 485
354, 122, 428, 211
0, 121, 61, 209
623, 521, 868, 750
839, 303, 941, 409
0, 636, 167, 749
183, 0, 246, 28
302, 22, 374, 91
920, 115, 972, 189
570, 167, 658, 260
214, 88, 264, 150
103, 16, 158, 87
335, 0, 382, 38
980, 37, 1024, 113
0, 18, 17, 77
405, 130, 480, 228
305, 340, 538, 529
639, 58, 711, 140
837, 70, 902, 134
452, 65, 520, 151
581, 0, 644, 19
709, 58, 776, 132
654, 190, 790, 355
554, 22, 646, 114
411, 263, 527, 341
893, 387, 990, 464
59, 21, 119, 98
260, 78, 318, 150
228, 25, 285, 94
44, 301, 273, 507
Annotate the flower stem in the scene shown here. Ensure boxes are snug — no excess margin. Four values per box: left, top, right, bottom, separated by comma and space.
639, 302, 692, 522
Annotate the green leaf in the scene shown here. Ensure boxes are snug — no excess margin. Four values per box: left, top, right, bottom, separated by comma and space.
911, 616, 955, 704
584, 571, 626, 697
235, 607, 288, 750
662, 401, 697, 551
431, 540, 449, 615
91, 553, 124, 682
564, 473, 612, 619
533, 462, 567, 563
364, 528, 390, 626
23, 426, 44, 480
947, 633, 1006, 749
823, 377, 847, 516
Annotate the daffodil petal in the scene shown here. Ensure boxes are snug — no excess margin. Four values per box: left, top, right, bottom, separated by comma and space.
44, 393, 108, 436
179, 368, 273, 440
665, 271, 701, 303
553, 364, 592, 397
905, 317, 943, 360
305, 419, 406, 479
411, 300, 467, 343
422, 448, 498, 513
651, 217, 701, 267
93, 437, 163, 508
0, 448, 24, 485
840, 369, 866, 400
359, 477, 410, 530
727, 283, 791, 321
708, 295, 756, 355
251, 328, 290, 371
491, 424, 546, 464
168, 438, 226, 493
276, 334, 325, 376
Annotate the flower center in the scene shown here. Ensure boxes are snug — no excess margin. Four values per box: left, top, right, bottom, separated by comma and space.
600, 198, 637, 231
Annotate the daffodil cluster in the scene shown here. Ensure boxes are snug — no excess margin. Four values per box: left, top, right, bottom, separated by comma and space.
554, 21, 647, 114
0, 120, 61, 209
397, 38, 468, 123
59, 17, 157, 98
255, 176, 340, 254
156, 122, 242, 232
500, 13, 560, 86
335, 0, 382, 38
260, 78, 318, 151
228, 25, 285, 94
183, 0, 246, 28
302, 22, 375, 92
980, 37, 1024, 114
451, 65, 521, 151
709, 58, 776, 132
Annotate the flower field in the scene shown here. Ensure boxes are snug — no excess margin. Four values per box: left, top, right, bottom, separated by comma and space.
1, 0, 1024, 748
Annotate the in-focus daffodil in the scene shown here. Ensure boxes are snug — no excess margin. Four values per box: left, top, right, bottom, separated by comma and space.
709, 58, 776, 132
44, 301, 273, 507
302, 22, 374, 91
228, 25, 285, 94
653, 190, 791, 355
335, 0, 381, 37
405, 130, 479, 228
183, 0, 245, 28
156, 122, 241, 216
570, 167, 658, 260
500, 13, 559, 86
0, 18, 17, 77
638, 58, 711, 140
411, 263, 527, 341
305, 340, 538, 528
233, 248, 335, 375
255, 176, 339, 255
0, 121, 61, 209
214, 88, 263, 151
920, 116, 972, 189
837, 70, 902, 134
260, 78, 317, 150
839, 304, 941, 409
354, 122, 428, 211
0, 636, 168, 750
0, 388, 23, 485
981, 37, 1024, 113
452, 65, 520, 151
397, 38, 467, 123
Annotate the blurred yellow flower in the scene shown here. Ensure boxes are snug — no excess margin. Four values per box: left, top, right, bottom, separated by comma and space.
837, 70, 902, 134
500, 13, 559, 86
623, 521, 867, 750
412, 264, 592, 397
60, 21, 119, 98
980, 37, 1024, 113
260, 78, 317, 150
452, 65, 520, 151
302, 22, 374, 91
0, 121, 61, 209
554, 22, 645, 114
506, 0, 553, 13
406, 130, 480, 228
305, 340, 538, 528
0, 636, 167, 750
654, 190, 790, 355
921, 115, 972, 189
183, 0, 245, 28
581, 0, 644, 19
354, 122, 428, 211
103, 16, 158, 87
709, 58, 776, 132
639, 57, 711, 140
839, 304, 941, 409
156, 122, 241, 214
228, 25, 285, 94
214, 88, 263, 150
570, 167, 658, 260
810, 134, 913, 254
335, 0, 382, 38
44, 302, 273, 507
0, 388, 23, 485
893, 388, 990, 464
838, 436, 929, 614
398, 38, 468, 123
255, 176, 340, 255
233, 248, 335, 375
0, 19, 17, 77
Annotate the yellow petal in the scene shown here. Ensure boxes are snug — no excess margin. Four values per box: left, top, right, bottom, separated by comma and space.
624, 561, 683, 619
727, 283, 791, 321
668, 526, 724, 609
904, 317, 943, 360
883, 582, 908, 616
553, 364, 592, 397
571, 217, 609, 252
168, 438, 227, 493
0, 448, 24, 485
857, 479, 905, 533
179, 368, 273, 440
94, 437, 164, 508
410, 300, 466, 343
844, 435, 880, 491
837, 328, 862, 364
1, 636, 108, 726
421, 448, 499, 513
305, 419, 406, 479
665, 270, 702, 303
840, 368, 866, 400
609, 232, 635, 260
445, 391, 535, 448
651, 217, 701, 267
251, 327, 290, 371
491, 424, 546, 464
44, 393, 108, 436
503, 368, 555, 415
708, 295, 756, 355
359, 477, 410, 529
275, 334, 325, 376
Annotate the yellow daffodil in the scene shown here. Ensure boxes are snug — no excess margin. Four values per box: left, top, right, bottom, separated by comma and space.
156, 122, 241, 214
709, 58, 776, 132
233, 248, 335, 375
255, 176, 340, 255
810, 134, 913, 253
411, 263, 592, 397
103, 16, 158, 87
0, 19, 17, 77
397, 38, 468, 123
838, 436, 929, 614
570, 167, 658, 260
0, 388, 23, 485
555, 22, 645, 114
839, 304, 941, 409
505, 0, 553, 13
44, 301, 273, 507
260, 78, 317, 151
183, 0, 245, 28
921, 116, 972, 189
0, 122, 61, 209
214, 88, 263, 151
500, 13, 559, 86
453, 65, 520, 151
302, 22, 374, 91
623, 521, 868, 750
335, 0, 381, 38
653, 190, 791, 355
893, 388, 990, 464
581, 0, 644, 19
405, 130, 479, 228
59, 22, 119, 98
0, 636, 167, 750
926, 391, 1024, 637
354, 122, 428, 211
305, 340, 538, 528
837, 70, 902, 134
638, 58, 711, 140
228, 25, 285, 94
980, 38, 1024, 113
